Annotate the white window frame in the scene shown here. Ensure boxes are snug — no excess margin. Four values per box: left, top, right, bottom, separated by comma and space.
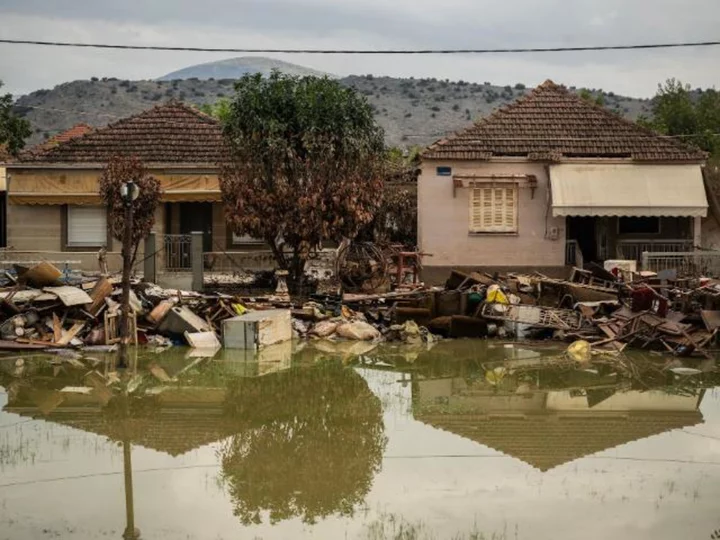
66, 205, 108, 248
469, 185, 518, 234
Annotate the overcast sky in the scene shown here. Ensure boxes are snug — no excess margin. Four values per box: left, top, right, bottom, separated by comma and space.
1, 0, 719, 98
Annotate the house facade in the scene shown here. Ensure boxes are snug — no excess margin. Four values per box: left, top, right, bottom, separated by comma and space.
2, 101, 249, 273
418, 80, 709, 282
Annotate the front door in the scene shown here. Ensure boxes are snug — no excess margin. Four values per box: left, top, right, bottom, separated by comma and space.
179, 202, 213, 252
567, 216, 598, 262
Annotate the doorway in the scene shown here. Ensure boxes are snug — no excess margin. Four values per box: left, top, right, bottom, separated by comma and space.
567, 216, 597, 262
179, 202, 213, 252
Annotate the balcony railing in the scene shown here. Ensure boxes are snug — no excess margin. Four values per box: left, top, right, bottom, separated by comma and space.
565, 240, 583, 268
163, 234, 192, 271
617, 240, 693, 262
641, 251, 720, 277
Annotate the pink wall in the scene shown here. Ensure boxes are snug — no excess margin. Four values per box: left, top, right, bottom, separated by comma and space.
418, 160, 566, 268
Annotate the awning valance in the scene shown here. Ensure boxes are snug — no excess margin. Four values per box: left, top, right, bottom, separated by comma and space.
550, 164, 708, 217
8, 171, 221, 205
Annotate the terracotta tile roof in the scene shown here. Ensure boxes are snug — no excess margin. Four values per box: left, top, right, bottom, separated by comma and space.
423, 80, 707, 162
21, 101, 227, 165
417, 411, 702, 471
46, 123, 93, 146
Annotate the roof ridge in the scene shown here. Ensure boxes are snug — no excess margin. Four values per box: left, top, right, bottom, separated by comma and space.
19, 100, 227, 165
422, 79, 707, 162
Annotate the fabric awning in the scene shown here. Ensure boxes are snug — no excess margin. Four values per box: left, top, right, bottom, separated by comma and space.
8, 171, 221, 205
550, 164, 708, 217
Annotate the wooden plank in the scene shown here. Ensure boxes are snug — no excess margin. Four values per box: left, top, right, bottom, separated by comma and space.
57, 322, 84, 346
701, 310, 720, 331
43, 286, 93, 307
52, 313, 62, 343
88, 277, 113, 315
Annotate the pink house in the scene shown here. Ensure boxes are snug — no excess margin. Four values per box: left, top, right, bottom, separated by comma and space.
418, 80, 708, 282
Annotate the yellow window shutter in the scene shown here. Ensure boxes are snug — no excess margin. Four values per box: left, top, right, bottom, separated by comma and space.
469, 185, 518, 233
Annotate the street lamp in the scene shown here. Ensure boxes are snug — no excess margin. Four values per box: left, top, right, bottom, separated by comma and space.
118, 181, 140, 369
120, 181, 140, 203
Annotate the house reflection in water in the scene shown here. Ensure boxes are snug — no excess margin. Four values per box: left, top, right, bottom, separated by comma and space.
412, 347, 705, 472
0, 347, 385, 529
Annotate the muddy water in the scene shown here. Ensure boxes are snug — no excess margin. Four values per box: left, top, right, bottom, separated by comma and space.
0, 341, 719, 540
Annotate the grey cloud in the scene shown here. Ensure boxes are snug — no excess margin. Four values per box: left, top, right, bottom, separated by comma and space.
1, 1, 720, 96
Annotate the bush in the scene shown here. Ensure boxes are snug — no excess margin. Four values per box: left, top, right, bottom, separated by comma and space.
514, 83, 526, 90
90, 76, 99, 82
404, 112, 412, 118
430, 105, 440, 112
452, 104, 460, 111
119, 80, 130, 87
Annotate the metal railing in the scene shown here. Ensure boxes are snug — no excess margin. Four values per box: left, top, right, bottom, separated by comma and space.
163, 234, 192, 271
565, 240, 583, 268
0, 249, 123, 274
641, 251, 720, 277
203, 250, 277, 273
617, 239, 693, 262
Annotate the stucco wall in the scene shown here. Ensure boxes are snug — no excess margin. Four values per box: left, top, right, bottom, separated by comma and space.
418, 160, 565, 270
5, 189, 165, 275
7, 204, 62, 252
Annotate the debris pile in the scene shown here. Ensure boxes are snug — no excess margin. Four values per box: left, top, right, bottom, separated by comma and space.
1, 256, 720, 360
411, 265, 720, 358
0, 261, 291, 352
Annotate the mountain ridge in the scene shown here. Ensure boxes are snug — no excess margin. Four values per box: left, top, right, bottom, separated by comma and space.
13, 61, 653, 148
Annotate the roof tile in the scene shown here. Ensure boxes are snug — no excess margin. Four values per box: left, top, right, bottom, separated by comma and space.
21, 101, 227, 165
423, 80, 707, 162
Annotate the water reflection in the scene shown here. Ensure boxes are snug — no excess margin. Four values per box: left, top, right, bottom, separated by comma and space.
220, 363, 385, 525
0, 341, 719, 539
402, 341, 713, 471
0, 348, 386, 529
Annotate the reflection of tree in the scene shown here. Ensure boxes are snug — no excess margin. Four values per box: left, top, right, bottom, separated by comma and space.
218, 362, 386, 525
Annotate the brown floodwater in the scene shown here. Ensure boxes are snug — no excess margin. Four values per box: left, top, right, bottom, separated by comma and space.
0, 340, 719, 540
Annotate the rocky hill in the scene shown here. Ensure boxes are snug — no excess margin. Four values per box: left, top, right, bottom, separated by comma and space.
14, 74, 653, 148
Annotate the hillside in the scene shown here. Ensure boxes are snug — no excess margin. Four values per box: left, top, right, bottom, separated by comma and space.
13, 75, 653, 148
158, 56, 330, 81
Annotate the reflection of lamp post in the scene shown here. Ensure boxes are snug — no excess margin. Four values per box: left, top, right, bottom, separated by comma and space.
118, 181, 140, 369
122, 437, 139, 540
119, 367, 140, 540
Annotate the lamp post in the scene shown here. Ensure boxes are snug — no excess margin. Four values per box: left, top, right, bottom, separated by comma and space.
118, 181, 139, 369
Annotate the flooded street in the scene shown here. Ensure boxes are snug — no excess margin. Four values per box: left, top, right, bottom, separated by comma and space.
1, 342, 719, 540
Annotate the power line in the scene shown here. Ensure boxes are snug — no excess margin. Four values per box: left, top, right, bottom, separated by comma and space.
1, 38, 720, 55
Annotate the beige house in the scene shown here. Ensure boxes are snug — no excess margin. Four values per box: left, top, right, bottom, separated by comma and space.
2, 101, 243, 272
418, 80, 709, 282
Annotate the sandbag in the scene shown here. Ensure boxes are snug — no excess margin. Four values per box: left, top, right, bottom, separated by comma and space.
336, 321, 380, 341
312, 320, 339, 338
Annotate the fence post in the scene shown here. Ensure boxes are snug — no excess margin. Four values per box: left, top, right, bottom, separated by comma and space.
191, 231, 204, 292
143, 232, 156, 284
641, 251, 649, 271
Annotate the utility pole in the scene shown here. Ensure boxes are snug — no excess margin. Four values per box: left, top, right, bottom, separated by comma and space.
118, 181, 139, 368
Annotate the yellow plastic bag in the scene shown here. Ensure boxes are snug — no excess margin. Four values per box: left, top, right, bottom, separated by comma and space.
486, 284, 509, 304
566, 340, 591, 363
